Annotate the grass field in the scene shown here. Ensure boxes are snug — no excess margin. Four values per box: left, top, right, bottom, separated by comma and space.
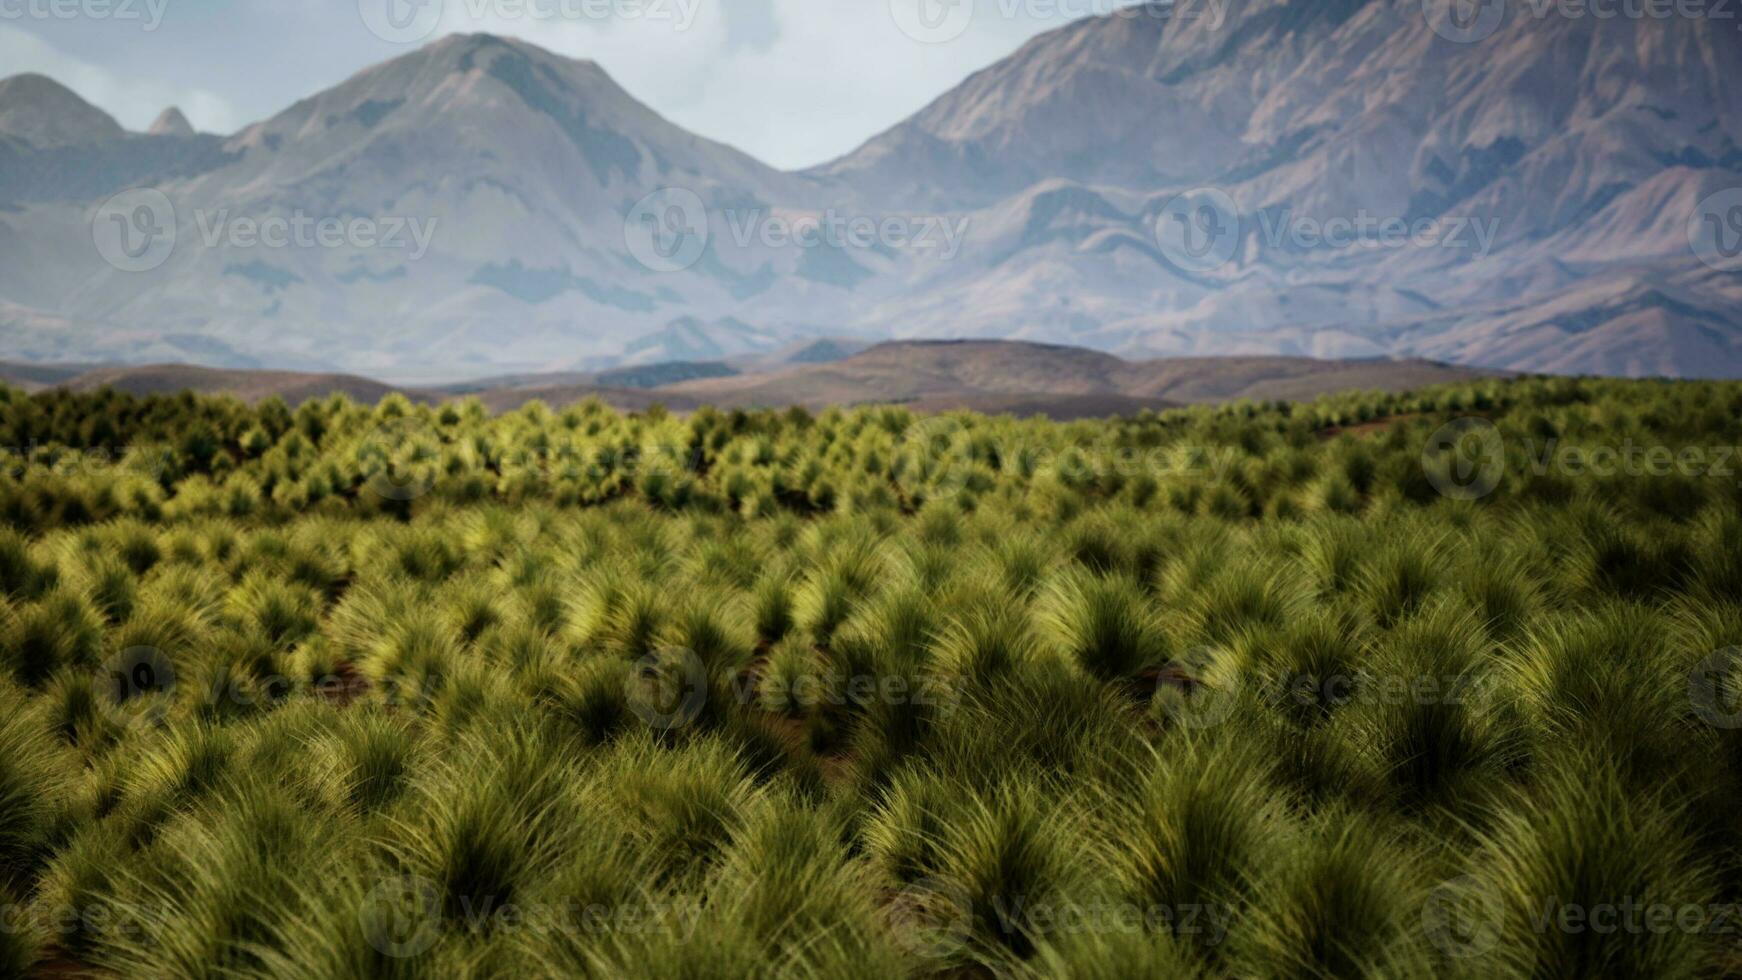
1, 377, 1740, 977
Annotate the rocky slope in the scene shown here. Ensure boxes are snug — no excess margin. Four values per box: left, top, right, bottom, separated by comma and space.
0, 4, 1737, 377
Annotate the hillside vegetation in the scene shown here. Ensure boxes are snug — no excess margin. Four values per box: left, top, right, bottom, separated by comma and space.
0, 377, 1739, 976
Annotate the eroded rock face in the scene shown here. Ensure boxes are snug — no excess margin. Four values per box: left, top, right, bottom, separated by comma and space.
1, 8, 1739, 379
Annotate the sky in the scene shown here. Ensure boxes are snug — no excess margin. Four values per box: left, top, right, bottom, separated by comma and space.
0, 0, 1137, 169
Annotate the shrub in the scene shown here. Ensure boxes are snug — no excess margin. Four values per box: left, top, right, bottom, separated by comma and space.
0, 590, 102, 687
1038, 570, 1168, 682
1230, 808, 1430, 978
1465, 753, 1719, 979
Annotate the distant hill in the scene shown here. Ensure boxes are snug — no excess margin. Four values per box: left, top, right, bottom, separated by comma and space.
0, 360, 98, 392
593, 361, 738, 389
658, 340, 1497, 410
17, 342, 1500, 417
55, 364, 411, 406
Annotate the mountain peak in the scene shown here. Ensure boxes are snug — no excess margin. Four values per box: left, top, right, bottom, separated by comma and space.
416, 32, 599, 76
148, 106, 195, 137
0, 73, 124, 147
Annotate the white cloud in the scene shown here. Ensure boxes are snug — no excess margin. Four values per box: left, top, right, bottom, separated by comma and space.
3, 0, 1087, 165
415, 0, 1069, 169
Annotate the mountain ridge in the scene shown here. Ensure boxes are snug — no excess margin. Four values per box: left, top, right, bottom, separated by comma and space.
0, 6, 1737, 377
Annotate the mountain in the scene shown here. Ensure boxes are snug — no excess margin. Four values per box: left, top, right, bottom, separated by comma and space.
802, 0, 1742, 375
0, 7, 1738, 378
0, 35, 829, 379
148, 108, 195, 137
815, 0, 1742, 214
0, 74, 125, 148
